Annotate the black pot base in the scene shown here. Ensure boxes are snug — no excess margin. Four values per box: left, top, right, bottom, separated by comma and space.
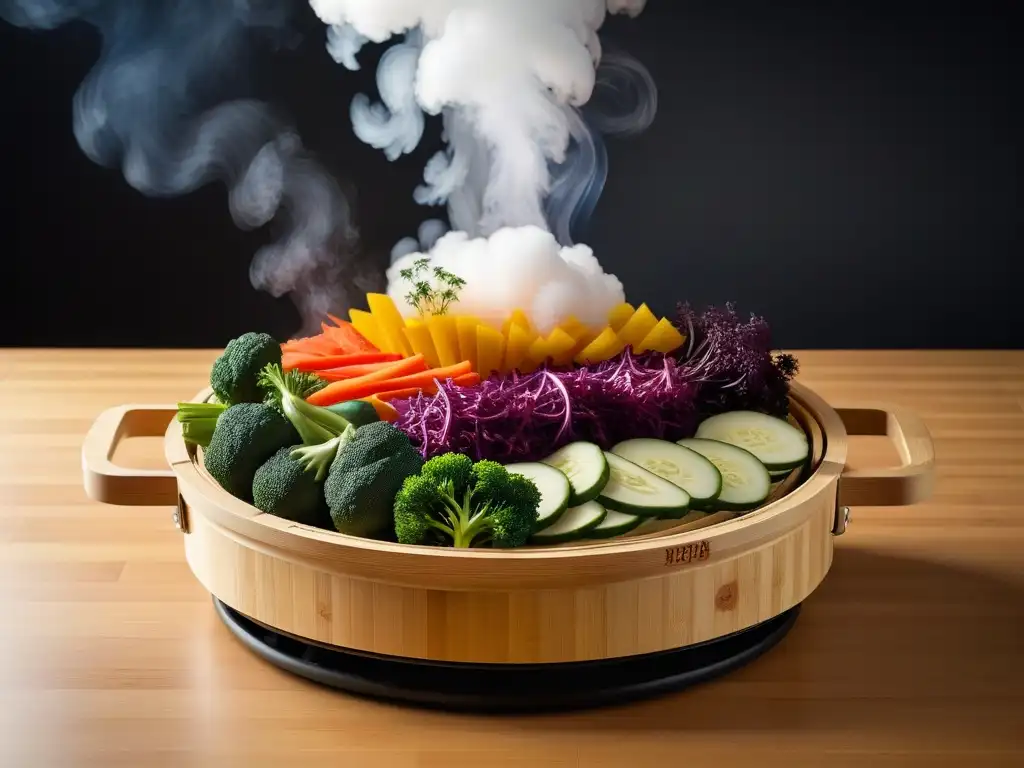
213, 597, 800, 713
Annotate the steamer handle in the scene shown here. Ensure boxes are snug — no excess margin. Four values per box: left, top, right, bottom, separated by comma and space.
82, 405, 179, 506
835, 403, 936, 507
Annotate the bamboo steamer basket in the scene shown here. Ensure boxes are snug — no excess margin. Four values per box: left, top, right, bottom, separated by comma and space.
81, 380, 934, 667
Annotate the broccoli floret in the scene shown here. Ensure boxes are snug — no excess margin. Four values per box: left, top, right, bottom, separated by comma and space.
421, 452, 475, 496
210, 332, 282, 405
251, 446, 331, 528
203, 403, 298, 501
323, 421, 424, 538
393, 454, 541, 548
257, 363, 351, 445
176, 401, 228, 448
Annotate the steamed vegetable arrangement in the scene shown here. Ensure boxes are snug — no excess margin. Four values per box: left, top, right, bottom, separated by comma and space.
175, 278, 805, 549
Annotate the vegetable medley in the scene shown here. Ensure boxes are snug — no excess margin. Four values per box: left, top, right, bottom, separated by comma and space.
177, 286, 807, 549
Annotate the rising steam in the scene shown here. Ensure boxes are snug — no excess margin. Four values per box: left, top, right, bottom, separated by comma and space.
4, 0, 659, 336
311, 0, 655, 248
312, 0, 657, 330
1, 0, 369, 333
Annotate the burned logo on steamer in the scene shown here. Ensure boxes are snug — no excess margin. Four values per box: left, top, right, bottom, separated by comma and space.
664, 540, 710, 566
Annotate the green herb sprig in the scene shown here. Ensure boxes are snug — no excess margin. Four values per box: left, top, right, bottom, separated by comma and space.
400, 257, 467, 317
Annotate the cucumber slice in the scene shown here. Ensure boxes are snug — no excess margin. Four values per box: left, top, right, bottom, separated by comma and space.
676, 438, 772, 511
585, 509, 644, 539
529, 501, 607, 545
597, 452, 691, 518
610, 438, 723, 509
504, 462, 571, 532
695, 411, 809, 471
540, 441, 610, 506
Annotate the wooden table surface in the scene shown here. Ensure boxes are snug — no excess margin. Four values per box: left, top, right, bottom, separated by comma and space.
0, 349, 1021, 767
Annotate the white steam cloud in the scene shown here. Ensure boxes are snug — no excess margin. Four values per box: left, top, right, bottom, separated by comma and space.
2, 0, 375, 334
311, 0, 657, 330
387, 225, 626, 334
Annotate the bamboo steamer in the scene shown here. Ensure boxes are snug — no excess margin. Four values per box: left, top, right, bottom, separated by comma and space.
81, 381, 934, 666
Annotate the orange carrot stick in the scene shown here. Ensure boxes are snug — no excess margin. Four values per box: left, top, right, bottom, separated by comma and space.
452, 372, 481, 388
374, 385, 432, 402
364, 361, 472, 392
282, 351, 403, 371
374, 372, 479, 403
340, 363, 472, 400
306, 360, 471, 406
316, 357, 429, 381
305, 355, 427, 406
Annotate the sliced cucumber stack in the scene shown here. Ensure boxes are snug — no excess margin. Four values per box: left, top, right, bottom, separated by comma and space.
597, 452, 691, 518
610, 438, 722, 509
505, 461, 571, 532
540, 441, 609, 506
695, 411, 809, 472
585, 509, 644, 539
529, 501, 607, 545
676, 438, 772, 512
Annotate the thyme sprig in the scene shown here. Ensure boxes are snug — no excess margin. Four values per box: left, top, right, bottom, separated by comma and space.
400, 257, 467, 317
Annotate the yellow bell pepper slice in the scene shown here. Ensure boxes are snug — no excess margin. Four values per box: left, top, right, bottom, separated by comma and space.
503, 322, 536, 373
557, 316, 586, 340
607, 302, 635, 332
348, 309, 385, 351
427, 316, 461, 367
509, 309, 532, 330
575, 326, 626, 365
637, 317, 687, 354
617, 303, 659, 352
365, 294, 413, 356
456, 316, 480, 371
402, 323, 441, 369
499, 308, 530, 337
529, 328, 578, 368
475, 324, 506, 377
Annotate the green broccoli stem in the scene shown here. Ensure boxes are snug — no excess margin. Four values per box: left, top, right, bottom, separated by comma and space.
437, 485, 492, 548
291, 424, 357, 481
258, 364, 351, 446
176, 402, 227, 448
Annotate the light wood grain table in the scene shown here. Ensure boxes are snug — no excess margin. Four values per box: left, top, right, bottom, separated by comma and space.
1, 349, 1021, 767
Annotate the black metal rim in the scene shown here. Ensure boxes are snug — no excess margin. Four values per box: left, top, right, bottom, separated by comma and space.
213, 597, 800, 714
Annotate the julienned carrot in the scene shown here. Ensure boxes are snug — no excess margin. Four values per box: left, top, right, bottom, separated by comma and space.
373, 372, 481, 402
282, 351, 403, 371
305, 355, 427, 406
357, 361, 472, 396
452, 373, 480, 388
322, 321, 378, 354
282, 334, 337, 355
306, 360, 472, 406
374, 386, 430, 402
316, 357, 429, 381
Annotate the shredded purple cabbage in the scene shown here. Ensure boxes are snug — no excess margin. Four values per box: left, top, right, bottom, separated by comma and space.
392, 304, 798, 462
393, 350, 701, 462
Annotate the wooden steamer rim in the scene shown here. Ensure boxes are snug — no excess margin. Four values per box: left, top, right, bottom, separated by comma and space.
83, 380, 934, 590
153, 382, 842, 591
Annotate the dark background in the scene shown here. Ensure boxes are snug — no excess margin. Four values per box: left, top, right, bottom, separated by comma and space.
1, 0, 1020, 349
